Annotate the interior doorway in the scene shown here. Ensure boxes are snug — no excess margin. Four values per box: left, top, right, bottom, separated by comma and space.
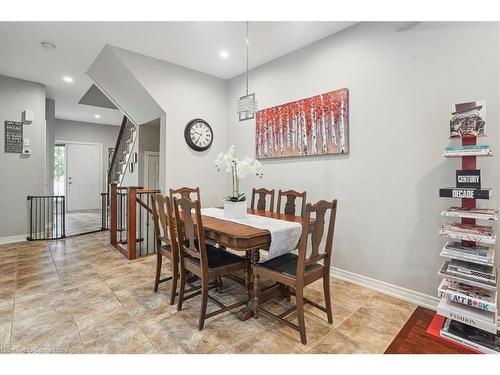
144, 151, 160, 189
53, 141, 103, 236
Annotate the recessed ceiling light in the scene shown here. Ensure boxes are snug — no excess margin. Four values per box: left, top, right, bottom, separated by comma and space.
94, 114, 101, 119
40, 41, 56, 49
219, 50, 229, 59
62, 76, 73, 83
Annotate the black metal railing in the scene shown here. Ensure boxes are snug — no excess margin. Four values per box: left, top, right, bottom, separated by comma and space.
27, 195, 65, 240
117, 190, 128, 243
136, 190, 158, 257
101, 192, 109, 230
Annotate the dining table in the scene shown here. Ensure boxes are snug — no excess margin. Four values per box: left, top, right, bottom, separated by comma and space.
198, 208, 306, 321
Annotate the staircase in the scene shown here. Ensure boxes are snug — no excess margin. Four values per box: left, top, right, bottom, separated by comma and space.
108, 116, 137, 185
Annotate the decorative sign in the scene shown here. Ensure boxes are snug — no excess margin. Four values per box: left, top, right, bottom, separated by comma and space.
255, 88, 349, 159
439, 187, 491, 200
456, 170, 481, 189
4, 121, 23, 153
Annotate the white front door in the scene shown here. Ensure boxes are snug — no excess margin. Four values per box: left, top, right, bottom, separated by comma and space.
66, 143, 101, 211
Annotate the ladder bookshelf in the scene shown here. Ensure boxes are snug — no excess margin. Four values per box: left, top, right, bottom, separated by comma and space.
427, 130, 499, 353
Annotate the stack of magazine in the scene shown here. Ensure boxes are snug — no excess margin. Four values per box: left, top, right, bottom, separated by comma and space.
437, 222, 496, 244
433, 109, 498, 353
441, 207, 499, 221
443, 144, 492, 157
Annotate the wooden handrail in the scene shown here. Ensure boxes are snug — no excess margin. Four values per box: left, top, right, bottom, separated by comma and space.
107, 115, 128, 183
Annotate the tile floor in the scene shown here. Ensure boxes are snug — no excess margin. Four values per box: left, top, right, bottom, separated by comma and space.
0, 231, 416, 354
65, 210, 103, 236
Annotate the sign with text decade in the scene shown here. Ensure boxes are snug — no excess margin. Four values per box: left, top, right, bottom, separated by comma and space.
4, 121, 23, 153
457, 169, 481, 189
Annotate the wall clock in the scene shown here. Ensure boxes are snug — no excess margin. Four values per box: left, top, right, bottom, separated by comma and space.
184, 118, 213, 152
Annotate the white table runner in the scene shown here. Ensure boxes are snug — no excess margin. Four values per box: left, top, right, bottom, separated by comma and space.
201, 207, 302, 260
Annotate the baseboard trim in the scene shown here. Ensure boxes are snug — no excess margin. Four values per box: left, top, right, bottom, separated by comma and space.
331, 267, 439, 311
0, 234, 28, 245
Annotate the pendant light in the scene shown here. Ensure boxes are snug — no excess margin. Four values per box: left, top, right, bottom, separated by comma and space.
236, 21, 256, 121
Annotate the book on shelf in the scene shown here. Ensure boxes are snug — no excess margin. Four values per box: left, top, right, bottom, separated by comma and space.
437, 298, 497, 334
445, 145, 490, 151
439, 187, 492, 200
437, 222, 496, 244
440, 241, 495, 265
441, 207, 499, 221
447, 259, 497, 285
438, 279, 497, 312
441, 318, 500, 354
439, 261, 497, 291
443, 150, 492, 157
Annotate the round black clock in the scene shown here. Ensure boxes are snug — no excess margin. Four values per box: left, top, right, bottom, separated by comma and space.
184, 119, 213, 152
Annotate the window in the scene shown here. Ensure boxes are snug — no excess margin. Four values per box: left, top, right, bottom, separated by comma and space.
54, 144, 66, 196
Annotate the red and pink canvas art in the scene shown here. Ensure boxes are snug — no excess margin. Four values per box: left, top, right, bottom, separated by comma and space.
255, 88, 349, 159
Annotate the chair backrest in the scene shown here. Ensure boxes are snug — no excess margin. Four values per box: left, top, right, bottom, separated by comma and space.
172, 196, 209, 271
250, 188, 275, 211
296, 199, 338, 278
277, 189, 307, 216
169, 187, 201, 205
151, 194, 178, 256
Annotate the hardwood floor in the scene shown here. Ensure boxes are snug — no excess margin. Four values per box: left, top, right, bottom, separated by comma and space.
384, 306, 472, 354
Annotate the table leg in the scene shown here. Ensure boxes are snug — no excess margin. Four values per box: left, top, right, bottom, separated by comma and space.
237, 249, 260, 321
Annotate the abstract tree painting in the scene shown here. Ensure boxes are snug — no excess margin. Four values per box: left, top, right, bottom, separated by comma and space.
255, 88, 349, 159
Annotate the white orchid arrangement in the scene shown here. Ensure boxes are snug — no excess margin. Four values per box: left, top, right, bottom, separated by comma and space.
215, 145, 263, 202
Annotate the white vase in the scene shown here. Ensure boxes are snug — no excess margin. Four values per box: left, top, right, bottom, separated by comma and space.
223, 200, 247, 219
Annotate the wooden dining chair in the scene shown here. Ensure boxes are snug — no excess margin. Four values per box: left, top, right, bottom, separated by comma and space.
151, 194, 179, 305
250, 188, 275, 211
169, 186, 201, 204
173, 197, 248, 330
252, 199, 338, 345
276, 189, 307, 216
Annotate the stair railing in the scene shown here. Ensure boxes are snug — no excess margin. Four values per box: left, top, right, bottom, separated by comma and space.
109, 184, 160, 259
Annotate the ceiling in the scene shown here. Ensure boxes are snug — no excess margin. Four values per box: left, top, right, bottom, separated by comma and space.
0, 21, 357, 125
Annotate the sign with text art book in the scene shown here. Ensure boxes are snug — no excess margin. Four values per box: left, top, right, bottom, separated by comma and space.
449, 101, 485, 138
255, 88, 349, 159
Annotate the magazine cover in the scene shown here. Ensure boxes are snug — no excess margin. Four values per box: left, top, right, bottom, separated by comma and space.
437, 298, 497, 333
441, 241, 494, 265
438, 229, 496, 244
441, 319, 500, 353
439, 262, 497, 291
447, 260, 496, 284
450, 101, 486, 138
442, 222, 494, 236
441, 207, 499, 221
438, 279, 496, 312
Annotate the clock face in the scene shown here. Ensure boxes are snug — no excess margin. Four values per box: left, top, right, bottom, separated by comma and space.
184, 119, 213, 151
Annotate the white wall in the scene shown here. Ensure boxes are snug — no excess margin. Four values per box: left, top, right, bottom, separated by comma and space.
227, 22, 500, 297
110, 46, 228, 207
0, 75, 47, 238
54, 119, 120, 191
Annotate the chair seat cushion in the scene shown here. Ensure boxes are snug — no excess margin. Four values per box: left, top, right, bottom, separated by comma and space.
256, 253, 322, 277
185, 245, 244, 269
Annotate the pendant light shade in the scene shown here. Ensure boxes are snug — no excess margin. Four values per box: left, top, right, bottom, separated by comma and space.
237, 21, 256, 121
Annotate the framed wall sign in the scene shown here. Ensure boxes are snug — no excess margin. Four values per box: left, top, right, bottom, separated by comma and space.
4, 121, 23, 153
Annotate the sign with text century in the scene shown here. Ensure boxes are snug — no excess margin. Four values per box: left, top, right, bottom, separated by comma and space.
456, 169, 481, 189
